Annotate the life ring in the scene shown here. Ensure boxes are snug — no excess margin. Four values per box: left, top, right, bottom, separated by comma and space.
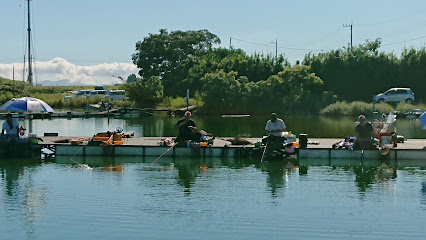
19, 126, 26, 137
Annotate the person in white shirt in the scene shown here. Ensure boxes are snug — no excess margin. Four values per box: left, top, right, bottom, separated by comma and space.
1, 113, 20, 138
263, 113, 287, 144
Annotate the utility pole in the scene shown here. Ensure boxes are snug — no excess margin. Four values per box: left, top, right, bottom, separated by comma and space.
228, 37, 232, 72
343, 23, 353, 50
271, 39, 278, 59
27, 0, 33, 86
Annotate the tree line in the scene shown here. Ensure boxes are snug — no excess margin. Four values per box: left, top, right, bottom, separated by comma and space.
128, 29, 335, 113
303, 39, 426, 103
128, 29, 426, 114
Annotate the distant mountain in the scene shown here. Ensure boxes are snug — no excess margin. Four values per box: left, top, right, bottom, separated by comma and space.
36, 79, 89, 86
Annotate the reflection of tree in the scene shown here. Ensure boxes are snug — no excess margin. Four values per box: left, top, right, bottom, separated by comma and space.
0, 158, 45, 239
421, 182, 426, 207
353, 165, 378, 192
0, 158, 40, 196
353, 163, 396, 193
174, 158, 202, 191
260, 160, 295, 197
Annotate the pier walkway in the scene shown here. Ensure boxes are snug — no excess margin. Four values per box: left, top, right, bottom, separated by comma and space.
38, 136, 426, 160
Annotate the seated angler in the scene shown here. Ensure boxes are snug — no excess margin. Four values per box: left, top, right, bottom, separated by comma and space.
353, 115, 376, 150
1, 113, 20, 141
263, 113, 287, 145
175, 111, 198, 146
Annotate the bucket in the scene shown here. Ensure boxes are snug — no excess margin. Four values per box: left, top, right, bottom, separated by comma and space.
381, 136, 392, 146
299, 133, 308, 149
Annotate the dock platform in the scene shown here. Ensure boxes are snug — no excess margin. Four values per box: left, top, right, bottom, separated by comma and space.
38, 137, 426, 160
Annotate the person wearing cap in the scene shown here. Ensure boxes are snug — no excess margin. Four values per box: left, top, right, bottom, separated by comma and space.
353, 115, 375, 150
1, 113, 20, 138
175, 111, 197, 144
264, 113, 287, 144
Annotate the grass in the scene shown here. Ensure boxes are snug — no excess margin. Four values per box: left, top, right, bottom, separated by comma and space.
31, 93, 105, 108
320, 101, 425, 116
157, 96, 204, 110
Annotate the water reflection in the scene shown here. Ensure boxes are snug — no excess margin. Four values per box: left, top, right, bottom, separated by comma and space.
256, 160, 297, 197
421, 182, 426, 208
0, 158, 46, 239
0, 158, 42, 196
55, 155, 298, 196
353, 163, 396, 192
21, 116, 426, 139
300, 159, 397, 194
174, 158, 201, 191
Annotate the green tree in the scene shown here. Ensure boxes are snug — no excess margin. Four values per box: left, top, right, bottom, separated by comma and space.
248, 65, 336, 113
126, 74, 137, 83
131, 29, 220, 96
200, 70, 244, 112
303, 39, 406, 102
125, 76, 164, 107
185, 48, 289, 93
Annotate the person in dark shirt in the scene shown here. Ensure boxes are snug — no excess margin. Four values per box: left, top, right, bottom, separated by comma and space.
353, 115, 376, 150
175, 111, 197, 145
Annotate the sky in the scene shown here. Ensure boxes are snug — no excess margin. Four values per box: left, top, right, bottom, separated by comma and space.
1, 0, 426, 85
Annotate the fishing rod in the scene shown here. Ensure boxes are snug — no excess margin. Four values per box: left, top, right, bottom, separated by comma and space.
152, 142, 179, 164
260, 136, 270, 162
68, 143, 92, 170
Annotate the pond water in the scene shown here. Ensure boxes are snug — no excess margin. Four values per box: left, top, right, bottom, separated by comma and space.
1, 116, 425, 239
0, 157, 425, 240
15, 115, 426, 139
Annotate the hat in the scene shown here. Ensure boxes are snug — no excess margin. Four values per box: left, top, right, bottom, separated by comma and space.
271, 113, 277, 116
358, 115, 365, 120
184, 111, 192, 116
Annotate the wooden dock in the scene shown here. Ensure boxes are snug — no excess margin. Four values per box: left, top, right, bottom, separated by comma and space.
0, 105, 199, 119
38, 136, 426, 160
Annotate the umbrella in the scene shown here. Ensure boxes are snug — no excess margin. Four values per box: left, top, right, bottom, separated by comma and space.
0, 97, 54, 112
420, 112, 426, 130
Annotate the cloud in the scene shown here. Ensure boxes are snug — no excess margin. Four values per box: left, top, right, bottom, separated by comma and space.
0, 57, 139, 85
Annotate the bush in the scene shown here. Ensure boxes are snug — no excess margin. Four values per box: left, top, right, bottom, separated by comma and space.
395, 102, 426, 113
320, 101, 394, 116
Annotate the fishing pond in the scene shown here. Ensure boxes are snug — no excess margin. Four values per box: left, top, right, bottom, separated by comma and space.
0, 116, 425, 239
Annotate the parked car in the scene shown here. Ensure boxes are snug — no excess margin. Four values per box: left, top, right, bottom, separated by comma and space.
64, 90, 93, 100
374, 88, 415, 104
87, 90, 106, 98
106, 90, 126, 101
64, 89, 102, 100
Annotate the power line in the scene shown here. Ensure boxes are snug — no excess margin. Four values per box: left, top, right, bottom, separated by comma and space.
230, 37, 326, 52
382, 35, 426, 47
356, 8, 426, 27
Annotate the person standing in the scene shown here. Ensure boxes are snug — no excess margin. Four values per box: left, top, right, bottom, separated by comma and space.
1, 113, 20, 138
264, 113, 287, 143
175, 111, 197, 145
